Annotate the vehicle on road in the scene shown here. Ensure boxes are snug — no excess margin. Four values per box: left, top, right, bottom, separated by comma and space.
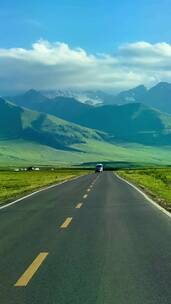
95, 163, 103, 173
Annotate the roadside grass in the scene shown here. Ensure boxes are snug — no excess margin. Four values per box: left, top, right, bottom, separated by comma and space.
118, 168, 171, 210
0, 169, 90, 204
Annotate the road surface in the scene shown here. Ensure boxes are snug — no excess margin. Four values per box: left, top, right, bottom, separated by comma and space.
0, 171, 171, 303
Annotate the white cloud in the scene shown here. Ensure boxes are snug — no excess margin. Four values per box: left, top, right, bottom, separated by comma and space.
0, 39, 171, 93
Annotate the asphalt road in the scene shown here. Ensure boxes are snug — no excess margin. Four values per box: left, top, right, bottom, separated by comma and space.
0, 171, 171, 304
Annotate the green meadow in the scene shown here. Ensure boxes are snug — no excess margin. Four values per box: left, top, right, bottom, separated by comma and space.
1, 139, 171, 167
118, 168, 171, 209
0, 169, 89, 203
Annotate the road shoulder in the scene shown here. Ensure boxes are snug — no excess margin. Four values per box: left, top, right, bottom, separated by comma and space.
115, 172, 171, 219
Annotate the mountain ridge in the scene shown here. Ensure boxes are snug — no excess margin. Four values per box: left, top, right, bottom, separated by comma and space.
3, 94, 171, 146
6, 81, 171, 114
109, 82, 171, 114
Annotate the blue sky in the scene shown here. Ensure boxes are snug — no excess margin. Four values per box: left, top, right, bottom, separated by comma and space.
1, 0, 171, 52
0, 0, 171, 93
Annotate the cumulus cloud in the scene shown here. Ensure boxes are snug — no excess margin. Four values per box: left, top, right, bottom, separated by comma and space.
0, 39, 171, 93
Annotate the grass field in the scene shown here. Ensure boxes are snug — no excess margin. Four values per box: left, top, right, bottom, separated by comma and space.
74, 140, 171, 165
0, 169, 89, 203
118, 168, 171, 210
1, 139, 171, 167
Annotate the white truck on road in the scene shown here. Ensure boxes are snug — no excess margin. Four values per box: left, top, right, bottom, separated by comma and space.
95, 163, 103, 173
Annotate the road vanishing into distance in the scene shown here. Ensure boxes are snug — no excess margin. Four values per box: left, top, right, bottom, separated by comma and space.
0, 171, 171, 304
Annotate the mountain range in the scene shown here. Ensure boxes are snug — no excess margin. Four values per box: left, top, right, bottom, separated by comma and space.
1, 82, 171, 166
40, 89, 115, 105
6, 82, 171, 110
33, 82, 171, 114
6, 88, 171, 145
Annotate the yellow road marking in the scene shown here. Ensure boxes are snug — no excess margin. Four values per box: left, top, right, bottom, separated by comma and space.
15, 252, 48, 287
75, 203, 83, 209
83, 194, 88, 199
60, 217, 73, 228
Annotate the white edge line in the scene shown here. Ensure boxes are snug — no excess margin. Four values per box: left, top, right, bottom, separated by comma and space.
0, 175, 84, 211
115, 172, 171, 219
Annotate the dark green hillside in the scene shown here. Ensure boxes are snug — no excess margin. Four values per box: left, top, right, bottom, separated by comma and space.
35, 96, 92, 122
73, 103, 171, 145
0, 98, 106, 150
0, 98, 23, 139
144, 82, 171, 114
75, 103, 164, 135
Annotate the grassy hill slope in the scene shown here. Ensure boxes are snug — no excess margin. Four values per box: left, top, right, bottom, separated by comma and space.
0, 98, 106, 150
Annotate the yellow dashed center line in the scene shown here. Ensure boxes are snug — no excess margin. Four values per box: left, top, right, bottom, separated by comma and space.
60, 217, 73, 228
75, 203, 83, 209
15, 252, 48, 287
14, 177, 98, 288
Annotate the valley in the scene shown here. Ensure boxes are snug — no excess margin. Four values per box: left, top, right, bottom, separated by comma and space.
1, 139, 171, 167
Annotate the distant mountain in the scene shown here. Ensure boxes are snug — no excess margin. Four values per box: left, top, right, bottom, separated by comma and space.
110, 82, 171, 114
115, 85, 148, 104
6, 81, 171, 114
80, 90, 117, 104
40, 89, 117, 105
40, 83, 171, 112
0, 98, 106, 150
7, 89, 50, 108
144, 82, 171, 113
